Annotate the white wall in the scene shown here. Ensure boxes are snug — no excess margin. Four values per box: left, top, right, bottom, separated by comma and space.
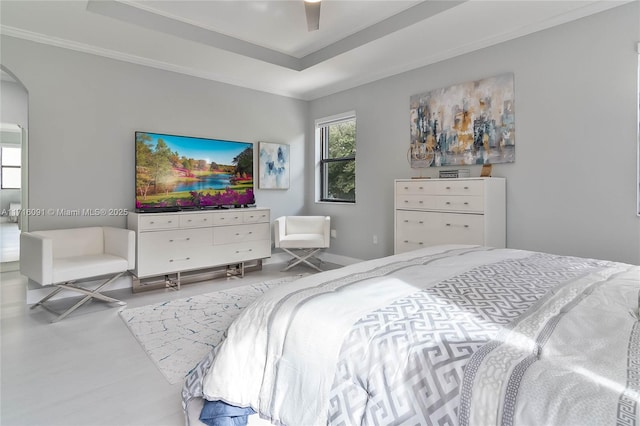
308, 2, 640, 265
0, 36, 308, 232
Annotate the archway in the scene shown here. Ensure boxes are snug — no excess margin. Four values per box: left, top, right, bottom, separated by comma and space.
0, 66, 29, 271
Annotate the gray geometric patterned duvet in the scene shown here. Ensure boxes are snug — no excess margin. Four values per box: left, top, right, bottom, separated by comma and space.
183, 245, 640, 426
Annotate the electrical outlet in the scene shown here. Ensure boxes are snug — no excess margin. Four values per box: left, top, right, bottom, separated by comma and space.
373, 235, 378, 244
331, 229, 337, 238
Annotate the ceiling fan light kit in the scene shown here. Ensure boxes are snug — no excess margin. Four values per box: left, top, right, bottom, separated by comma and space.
304, 0, 321, 31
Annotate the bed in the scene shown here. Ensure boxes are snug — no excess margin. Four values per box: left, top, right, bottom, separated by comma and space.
182, 245, 640, 426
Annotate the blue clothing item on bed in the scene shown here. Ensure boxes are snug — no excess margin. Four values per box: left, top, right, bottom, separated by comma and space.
199, 400, 256, 426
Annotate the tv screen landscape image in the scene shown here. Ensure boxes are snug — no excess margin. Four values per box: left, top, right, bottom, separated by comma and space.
135, 131, 255, 211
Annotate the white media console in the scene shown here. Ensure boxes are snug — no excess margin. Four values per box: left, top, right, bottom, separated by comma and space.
127, 208, 271, 292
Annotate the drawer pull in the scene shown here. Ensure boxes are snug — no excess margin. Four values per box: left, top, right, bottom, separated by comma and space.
403, 240, 424, 245
235, 248, 253, 254
169, 257, 190, 262
419, 200, 423, 204
418, 186, 423, 190
446, 202, 451, 205
464, 186, 469, 190
446, 186, 451, 190
464, 202, 469, 205
150, 221, 155, 224
169, 237, 190, 243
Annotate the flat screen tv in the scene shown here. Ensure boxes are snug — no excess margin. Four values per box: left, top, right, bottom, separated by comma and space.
135, 131, 255, 211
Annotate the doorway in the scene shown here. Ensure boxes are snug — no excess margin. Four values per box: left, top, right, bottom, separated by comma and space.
0, 67, 29, 272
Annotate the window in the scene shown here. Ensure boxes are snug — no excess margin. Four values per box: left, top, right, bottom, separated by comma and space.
1, 146, 21, 189
317, 113, 356, 203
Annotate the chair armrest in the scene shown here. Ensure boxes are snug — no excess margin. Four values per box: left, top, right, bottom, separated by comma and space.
274, 216, 286, 248
20, 232, 53, 285
103, 227, 135, 270
322, 216, 331, 246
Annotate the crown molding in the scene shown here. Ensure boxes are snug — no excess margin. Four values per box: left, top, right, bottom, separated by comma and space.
0, 26, 304, 99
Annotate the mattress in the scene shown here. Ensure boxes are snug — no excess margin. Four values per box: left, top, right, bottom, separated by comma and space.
182, 245, 640, 425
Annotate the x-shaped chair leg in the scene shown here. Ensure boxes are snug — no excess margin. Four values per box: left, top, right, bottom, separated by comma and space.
32, 272, 127, 322
282, 248, 323, 272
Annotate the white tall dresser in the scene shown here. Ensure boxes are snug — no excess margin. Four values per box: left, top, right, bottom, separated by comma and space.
394, 178, 505, 254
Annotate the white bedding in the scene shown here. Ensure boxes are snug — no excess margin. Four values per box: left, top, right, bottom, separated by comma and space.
183, 245, 640, 426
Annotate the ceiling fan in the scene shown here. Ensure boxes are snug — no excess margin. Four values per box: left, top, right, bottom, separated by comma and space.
304, 0, 321, 31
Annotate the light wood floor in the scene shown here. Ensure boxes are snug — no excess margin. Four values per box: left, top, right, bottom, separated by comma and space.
0, 260, 333, 426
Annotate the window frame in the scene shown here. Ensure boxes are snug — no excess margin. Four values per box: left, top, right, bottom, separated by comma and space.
315, 112, 356, 204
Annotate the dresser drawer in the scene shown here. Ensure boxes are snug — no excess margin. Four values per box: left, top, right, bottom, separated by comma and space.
179, 213, 213, 228
396, 195, 439, 210
438, 213, 484, 244
395, 180, 437, 196
395, 211, 484, 253
214, 223, 270, 245
435, 195, 483, 212
435, 180, 483, 196
138, 214, 179, 231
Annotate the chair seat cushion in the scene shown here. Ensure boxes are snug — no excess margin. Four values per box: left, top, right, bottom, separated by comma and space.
51, 254, 129, 284
279, 233, 327, 249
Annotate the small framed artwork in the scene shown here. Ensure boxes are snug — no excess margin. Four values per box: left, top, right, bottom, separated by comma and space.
258, 142, 290, 189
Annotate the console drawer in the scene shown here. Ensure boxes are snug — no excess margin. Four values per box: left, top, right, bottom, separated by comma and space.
138, 214, 179, 231
214, 223, 270, 245
179, 213, 213, 228
243, 210, 270, 224
212, 211, 244, 226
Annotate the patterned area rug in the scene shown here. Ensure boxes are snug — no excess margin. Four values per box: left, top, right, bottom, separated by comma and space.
119, 275, 304, 384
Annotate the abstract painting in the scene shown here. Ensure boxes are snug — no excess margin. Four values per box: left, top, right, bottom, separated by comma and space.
259, 142, 290, 189
410, 73, 515, 168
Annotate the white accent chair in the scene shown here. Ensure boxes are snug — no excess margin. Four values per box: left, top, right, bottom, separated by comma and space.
20, 226, 135, 322
274, 216, 330, 272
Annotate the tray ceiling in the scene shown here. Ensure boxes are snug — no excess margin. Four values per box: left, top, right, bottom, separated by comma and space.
0, 1, 631, 100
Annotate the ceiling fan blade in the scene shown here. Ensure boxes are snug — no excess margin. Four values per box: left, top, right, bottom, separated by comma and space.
304, 1, 321, 31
